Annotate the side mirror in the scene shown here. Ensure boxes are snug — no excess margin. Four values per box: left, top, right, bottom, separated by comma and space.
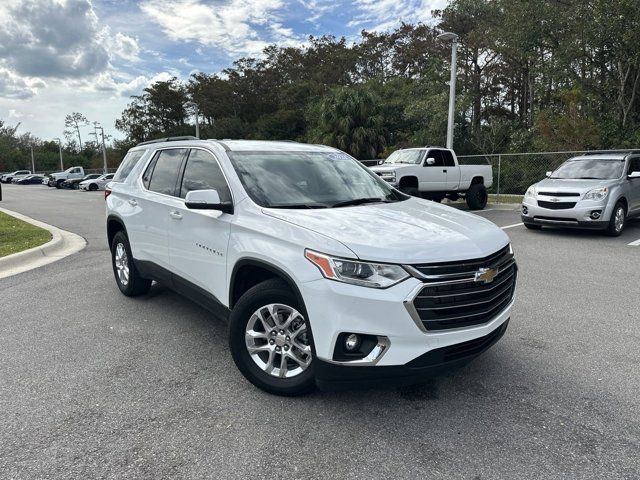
545, 171, 552, 177
629, 171, 640, 179
185, 189, 233, 214
426, 157, 436, 166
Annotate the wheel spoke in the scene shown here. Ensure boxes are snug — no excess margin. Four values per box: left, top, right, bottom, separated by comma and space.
264, 349, 276, 374
287, 349, 311, 369
278, 353, 288, 378
247, 344, 270, 354
246, 329, 267, 340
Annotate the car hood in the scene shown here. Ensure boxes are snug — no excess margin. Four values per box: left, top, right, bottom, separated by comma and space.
535, 178, 617, 193
370, 164, 416, 173
262, 198, 509, 264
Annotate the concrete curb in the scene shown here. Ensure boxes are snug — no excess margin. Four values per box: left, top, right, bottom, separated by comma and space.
0, 207, 87, 279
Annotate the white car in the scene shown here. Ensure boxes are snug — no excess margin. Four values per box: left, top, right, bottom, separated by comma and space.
1, 170, 31, 183
370, 147, 493, 209
80, 173, 114, 191
106, 139, 516, 395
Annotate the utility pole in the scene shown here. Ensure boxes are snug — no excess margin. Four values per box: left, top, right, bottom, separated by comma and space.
96, 126, 108, 174
30, 145, 35, 173
194, 104, 200, 139
54, 137, 64, 170
437, 32, 459, 150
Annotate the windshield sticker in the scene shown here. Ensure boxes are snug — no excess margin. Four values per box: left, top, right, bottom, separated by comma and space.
327, 153, 351, 161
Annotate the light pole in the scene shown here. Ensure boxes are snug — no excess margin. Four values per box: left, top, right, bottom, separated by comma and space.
194, 104, 200, 139
54, 137, 64, 170
30, 145, 35, 173
437, 31, 459, 150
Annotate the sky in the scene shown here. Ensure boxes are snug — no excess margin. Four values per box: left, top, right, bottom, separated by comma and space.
0, 0, 446, 142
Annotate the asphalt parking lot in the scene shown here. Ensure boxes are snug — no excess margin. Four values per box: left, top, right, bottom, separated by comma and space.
1, 184, 639, 479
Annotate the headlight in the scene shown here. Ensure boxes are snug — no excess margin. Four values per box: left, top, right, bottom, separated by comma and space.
378, 171, 396, 182
305, 250, 409, 288
524, 186, 536, 199
583, 187, 608, 201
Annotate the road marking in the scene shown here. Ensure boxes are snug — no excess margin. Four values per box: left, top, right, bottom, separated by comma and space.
629, 238, 640, 246
501, 223, 524, 230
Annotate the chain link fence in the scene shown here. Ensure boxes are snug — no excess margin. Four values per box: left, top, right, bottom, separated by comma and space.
458, 149, 638, 201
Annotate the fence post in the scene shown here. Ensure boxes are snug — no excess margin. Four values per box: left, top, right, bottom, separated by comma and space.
496, 154, 501, 203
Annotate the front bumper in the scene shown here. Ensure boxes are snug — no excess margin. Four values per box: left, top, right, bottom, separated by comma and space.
315, 320, 509, 390
521, 197, 612, 229
300, 275, 513, 388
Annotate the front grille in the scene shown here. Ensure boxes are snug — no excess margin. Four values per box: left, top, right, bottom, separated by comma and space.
409, 247, 516, 331
538, 191, 580, 197
537, 200, 577, 210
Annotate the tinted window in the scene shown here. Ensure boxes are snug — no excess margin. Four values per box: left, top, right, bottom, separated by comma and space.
113, 150, 146, 183
179, 149, 231, 202
628, 158, 640, 174
147, 149, 187, 196
426, 150, 444, 167
441, 150, 456, 167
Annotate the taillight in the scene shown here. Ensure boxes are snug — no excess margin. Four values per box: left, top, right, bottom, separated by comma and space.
104, 188, 112, 200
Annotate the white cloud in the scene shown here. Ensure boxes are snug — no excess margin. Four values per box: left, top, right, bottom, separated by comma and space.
349, 0, 445, 31
110, 32, 141, 62
0, 67, 46, 99
140, 0, 297, 57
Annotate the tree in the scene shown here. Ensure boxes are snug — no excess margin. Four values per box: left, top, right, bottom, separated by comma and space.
64, 112, 89, 151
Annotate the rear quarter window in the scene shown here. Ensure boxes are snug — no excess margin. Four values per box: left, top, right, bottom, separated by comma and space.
112, 150, 146, 183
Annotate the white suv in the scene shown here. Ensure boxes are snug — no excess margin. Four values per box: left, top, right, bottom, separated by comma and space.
106, 138, 517, 395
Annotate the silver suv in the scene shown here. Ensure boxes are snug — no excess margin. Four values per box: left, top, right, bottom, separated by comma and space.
521, 153, 640, 236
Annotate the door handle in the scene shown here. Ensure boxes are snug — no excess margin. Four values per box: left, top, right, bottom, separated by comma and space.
128, 199, 138, 206
169, 210, 183, 220
443, 169, 447, 173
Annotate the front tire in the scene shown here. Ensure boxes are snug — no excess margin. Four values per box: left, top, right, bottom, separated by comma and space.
466, 183, 488, 210
605, 202, 626, 237
55, 180, 64, 189
111, 231, 152, 296
89, 183, 98, 191
229, 279, 315, 396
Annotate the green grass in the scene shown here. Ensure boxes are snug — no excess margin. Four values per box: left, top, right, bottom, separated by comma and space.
489, 194, 523, 204
0, 211, 52, 257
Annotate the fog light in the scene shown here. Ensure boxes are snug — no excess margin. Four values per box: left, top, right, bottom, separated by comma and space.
590, 210, 602, 220
522, 205, 528, 215
344, 334, 360, 351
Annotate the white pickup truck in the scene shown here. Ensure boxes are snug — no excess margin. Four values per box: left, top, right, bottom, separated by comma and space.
48, 166, 85, 188
370, 147, 493, 210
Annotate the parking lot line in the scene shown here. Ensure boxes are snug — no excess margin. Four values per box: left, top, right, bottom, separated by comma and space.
628, 238, 640, 246
501, 222, 524, 230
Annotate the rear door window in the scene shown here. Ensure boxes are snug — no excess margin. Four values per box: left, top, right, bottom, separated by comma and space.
112, 150, 146, 183
441, 150, 456, 167
145, 149, 187, 196
628, 158, 640, 174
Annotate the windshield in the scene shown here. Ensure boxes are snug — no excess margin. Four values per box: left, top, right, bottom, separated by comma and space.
229, 151, 406, 208
384, 150, 424, 165
550, 159, 625, 180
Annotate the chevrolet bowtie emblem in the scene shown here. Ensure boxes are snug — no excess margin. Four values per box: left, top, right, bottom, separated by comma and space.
475, 267, 498, 284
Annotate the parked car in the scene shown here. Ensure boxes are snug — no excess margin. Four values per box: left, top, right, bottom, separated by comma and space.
1, 170, 31, 183
15, 174, 45, 185
48, 166, 85, 188
106, 139, 516, 396
62, 173, 102, 189
80, 173, 114, 191
41, 175, 50, 185
370, 147, 493, 209
521, 153, 640, 236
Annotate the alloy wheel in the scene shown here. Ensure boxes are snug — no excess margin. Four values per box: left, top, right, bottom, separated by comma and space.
615, 207, 625, 233
245, 303, 312, 379
114, 243, 130, 286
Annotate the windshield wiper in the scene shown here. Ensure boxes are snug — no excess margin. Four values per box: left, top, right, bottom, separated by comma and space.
267, 203, 328, 209
331, 197, 390, 208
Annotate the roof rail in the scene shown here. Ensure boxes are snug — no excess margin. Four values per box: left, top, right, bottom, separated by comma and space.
136, 136, 198, 146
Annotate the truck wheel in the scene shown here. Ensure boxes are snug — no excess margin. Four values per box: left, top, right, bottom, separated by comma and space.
229, 279, 315, 396
400, 186, 420, 197
55, 179, 64, 189
605, 202, 626, 237
466, 183, 488, 210
111, 231, 152, 296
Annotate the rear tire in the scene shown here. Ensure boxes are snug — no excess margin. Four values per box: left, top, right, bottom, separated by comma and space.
605, 202, 626, 237
111, 231, 152, 296
229, 279, 315, 396
466, 183, 488, 210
